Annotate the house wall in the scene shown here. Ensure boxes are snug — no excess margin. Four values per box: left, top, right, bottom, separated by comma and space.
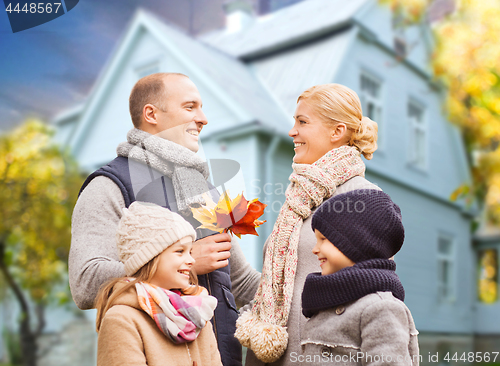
253, 136, 294, 270
355, 0, 432, 74
201, 132, 295, 271
335, 32, 470, 205
366, 171, 474, 335
201, 133, 263, 269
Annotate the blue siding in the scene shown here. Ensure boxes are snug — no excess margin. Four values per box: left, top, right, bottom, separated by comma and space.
366, 171, 475, 333
335, 34, 470, 205
202, 134, 263, 269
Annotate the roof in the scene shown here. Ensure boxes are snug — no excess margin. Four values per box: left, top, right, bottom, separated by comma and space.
144, 10, 292, 137
67, 9, 294, 153
199, 0, 370, 58
251, 27, 355, 116
53, 102, 85, 125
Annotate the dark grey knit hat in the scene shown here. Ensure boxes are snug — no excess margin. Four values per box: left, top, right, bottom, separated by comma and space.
311, 189, 404, 263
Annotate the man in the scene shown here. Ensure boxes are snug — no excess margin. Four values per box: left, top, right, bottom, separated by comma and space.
69, 73, 260, 366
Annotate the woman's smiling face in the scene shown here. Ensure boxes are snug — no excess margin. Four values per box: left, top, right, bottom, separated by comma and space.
289, 100, 339, 165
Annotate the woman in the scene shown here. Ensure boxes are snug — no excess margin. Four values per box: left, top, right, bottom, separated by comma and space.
235, 84, 380, 365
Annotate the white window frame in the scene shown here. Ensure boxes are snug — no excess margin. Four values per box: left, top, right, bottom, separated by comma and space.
437, 234, 455, 303
360, 72, 384, 150
408, 99, 427, 170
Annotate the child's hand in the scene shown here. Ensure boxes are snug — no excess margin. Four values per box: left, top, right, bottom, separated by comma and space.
191, 233, 232, 275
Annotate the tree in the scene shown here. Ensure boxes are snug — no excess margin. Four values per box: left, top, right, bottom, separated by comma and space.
380, 0, 500, 225
431, 0, 500, 225
0, 120, 83, 366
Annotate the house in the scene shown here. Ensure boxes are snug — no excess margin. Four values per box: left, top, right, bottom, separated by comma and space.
32, 0, 497, 363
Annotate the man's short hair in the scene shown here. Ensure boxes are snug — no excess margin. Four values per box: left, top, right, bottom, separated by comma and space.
129, 72, 188, 128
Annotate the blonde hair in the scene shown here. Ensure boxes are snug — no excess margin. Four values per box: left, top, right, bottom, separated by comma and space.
95, 255, 198, 332
297, 83, 378, 160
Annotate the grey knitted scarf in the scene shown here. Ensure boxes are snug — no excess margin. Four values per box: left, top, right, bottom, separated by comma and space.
116, 128, 210, 215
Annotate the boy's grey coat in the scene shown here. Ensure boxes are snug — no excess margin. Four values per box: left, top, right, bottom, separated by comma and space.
246, 176, 383, 366
300, 292, 419, 366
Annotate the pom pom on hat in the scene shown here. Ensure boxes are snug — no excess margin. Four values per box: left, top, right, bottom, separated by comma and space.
116, 202, 196, 276
235, 311, 288, 363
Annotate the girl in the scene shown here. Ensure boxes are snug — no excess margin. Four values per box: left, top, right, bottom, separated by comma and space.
95, 201, 222, 366
235, 84, 380, 365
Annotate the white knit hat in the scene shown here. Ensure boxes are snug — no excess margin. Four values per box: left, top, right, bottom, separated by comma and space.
116, 201, 197, 276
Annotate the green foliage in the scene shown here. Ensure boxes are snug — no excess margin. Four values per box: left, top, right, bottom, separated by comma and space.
0, 120, 83, 304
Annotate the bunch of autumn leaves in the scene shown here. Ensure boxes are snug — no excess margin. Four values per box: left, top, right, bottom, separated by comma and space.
191, 192, 267, 238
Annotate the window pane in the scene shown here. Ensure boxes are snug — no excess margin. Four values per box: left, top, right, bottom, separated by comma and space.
478, 249, 498, 304
416, 130, 426, 166
409, 103, 422, 121
438, 259, 449, 283
361, 74, 380, 98
438, 238, 452, 255
437, 237, 454, 302
408, 102, 426, 168
367, 102, 375, 120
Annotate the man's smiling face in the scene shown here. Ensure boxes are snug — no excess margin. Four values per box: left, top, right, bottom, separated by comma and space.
155, 75, 207, 152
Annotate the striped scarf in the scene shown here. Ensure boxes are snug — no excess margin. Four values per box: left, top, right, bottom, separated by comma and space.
235, 145, 365, 363
135, 282, 217, 344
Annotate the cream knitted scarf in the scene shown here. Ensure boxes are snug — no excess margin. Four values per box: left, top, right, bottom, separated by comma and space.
116, 128, 210, 215
235, 145, 365, 363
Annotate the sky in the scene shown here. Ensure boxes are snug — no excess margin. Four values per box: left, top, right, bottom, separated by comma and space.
0, 0, 237, 131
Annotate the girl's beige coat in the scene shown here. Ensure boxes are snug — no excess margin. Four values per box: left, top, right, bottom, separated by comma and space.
97, 283, 222, 366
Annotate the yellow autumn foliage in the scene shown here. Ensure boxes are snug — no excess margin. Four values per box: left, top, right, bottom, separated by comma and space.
0, 120, 83, 303
382, 0, 500, 224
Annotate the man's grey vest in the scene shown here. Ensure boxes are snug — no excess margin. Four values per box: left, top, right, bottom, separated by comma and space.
80, 156, 242, 366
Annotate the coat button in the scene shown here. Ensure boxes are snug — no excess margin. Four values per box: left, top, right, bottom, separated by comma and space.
321, 346, 331, 357
335, 305, 345, 315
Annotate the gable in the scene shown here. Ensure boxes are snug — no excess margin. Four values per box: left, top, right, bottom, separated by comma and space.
146, 11, 291, 137
73, 33, 254, 170
68, 10, 293, 170
250, 27, 356, 117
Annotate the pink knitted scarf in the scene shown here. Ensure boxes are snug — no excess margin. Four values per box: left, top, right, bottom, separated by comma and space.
235, 145, 365, 363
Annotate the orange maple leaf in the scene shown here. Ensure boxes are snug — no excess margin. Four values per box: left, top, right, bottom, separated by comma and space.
230, 199, 267, 238
191, 191, 267, 238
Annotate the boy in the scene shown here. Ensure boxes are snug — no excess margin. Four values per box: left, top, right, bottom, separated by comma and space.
300, 190, 419, 366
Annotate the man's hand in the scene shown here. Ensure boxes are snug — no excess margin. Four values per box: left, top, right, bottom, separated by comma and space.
192, 233, 232, 275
